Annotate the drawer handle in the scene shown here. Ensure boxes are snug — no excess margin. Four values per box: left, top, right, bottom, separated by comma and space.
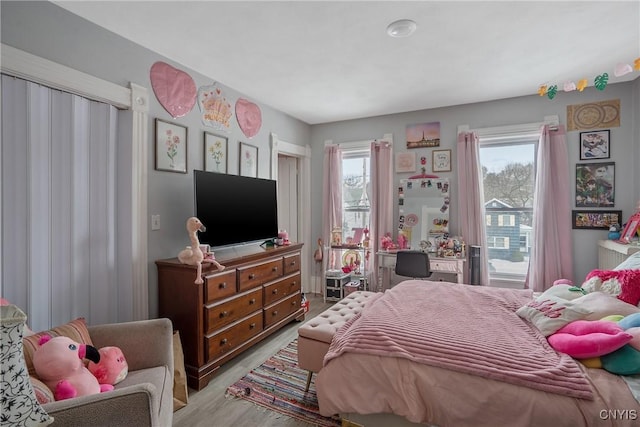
289, 261, 296, 266
220, 338, 228, 346
272, 310, 278, 316
248, 273, 256, 279
272, 289, 278, 294
219, 311, 229, 318
219, 282, 227, 289
272, 266, 279, 272
290, 281, 296, 286
249, 323, 256, 329
291, 300, 296, 305
249, 298, 256, 305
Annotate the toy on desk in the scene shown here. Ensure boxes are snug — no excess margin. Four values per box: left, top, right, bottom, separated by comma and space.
177, 217, 225, 284
608, 224, 621, 240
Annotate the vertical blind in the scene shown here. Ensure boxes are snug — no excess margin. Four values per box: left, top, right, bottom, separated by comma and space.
1, 75, 120, 331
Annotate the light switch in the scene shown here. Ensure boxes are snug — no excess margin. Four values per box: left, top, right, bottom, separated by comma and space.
151, 214, 161, 231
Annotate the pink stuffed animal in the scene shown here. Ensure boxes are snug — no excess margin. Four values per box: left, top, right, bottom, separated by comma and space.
88, 346, 128, 386
33, 335, 114, 401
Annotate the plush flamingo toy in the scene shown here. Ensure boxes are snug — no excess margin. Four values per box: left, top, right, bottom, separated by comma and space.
177, 217, 225, 284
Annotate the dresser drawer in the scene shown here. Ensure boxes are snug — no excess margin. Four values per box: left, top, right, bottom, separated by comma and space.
263, 273, 301, 306
283, 253, 301, 275
430, 259, 462, 273
263, 292, 301, 328
204, 270, 237, 303
206, 311, 263, 362
238, 259, 283, 291
205, 287, 262, 334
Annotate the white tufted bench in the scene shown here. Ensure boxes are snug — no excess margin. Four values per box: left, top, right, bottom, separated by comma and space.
297, 291, 377, 391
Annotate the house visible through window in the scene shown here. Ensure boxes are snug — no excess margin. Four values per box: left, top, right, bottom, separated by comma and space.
479, 137, 537, 285
341, 150, 371, 244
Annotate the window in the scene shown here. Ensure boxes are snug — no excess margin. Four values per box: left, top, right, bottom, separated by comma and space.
498, 214, 515, 226
487, 236, 510, 249
479, 136, 537, 283
341, 150, 370, 244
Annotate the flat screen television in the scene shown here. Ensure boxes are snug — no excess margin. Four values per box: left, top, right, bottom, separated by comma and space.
194, 170, 279, 248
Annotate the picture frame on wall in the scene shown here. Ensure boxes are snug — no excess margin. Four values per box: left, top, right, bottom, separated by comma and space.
579, 129, 610, 160
155, 119, 187, 173
239, 141, 258, 177
432, 149, 452, 173
204, 132, 228, 173
395, 152, 416, 173
575, 162, 615, 207
571, 210, 622, 230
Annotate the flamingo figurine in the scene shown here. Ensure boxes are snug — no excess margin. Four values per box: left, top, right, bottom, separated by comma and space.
177, 217, 225, 284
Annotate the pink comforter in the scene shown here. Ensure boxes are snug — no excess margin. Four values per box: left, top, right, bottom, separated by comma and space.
317, 281, 640, 426
324, 280, 592, 399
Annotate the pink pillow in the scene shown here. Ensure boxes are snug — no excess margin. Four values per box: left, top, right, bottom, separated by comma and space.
547, 320, 632, 359
584, 269, 640, 306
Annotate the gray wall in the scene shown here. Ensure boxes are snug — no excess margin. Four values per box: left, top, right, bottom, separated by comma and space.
310, 83, 639, 283
1, 1, 311, 318
2, 1, 638, 317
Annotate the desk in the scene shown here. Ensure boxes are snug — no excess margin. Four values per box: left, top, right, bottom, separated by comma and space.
377, 251, 466, 290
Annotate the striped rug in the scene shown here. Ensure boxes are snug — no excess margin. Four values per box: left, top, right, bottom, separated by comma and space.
225, 339, 341, 426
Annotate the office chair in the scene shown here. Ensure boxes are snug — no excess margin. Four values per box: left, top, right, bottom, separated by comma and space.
394, 250, 432, 279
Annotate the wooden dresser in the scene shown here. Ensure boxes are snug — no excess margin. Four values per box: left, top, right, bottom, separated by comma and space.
156, 243, 304, 390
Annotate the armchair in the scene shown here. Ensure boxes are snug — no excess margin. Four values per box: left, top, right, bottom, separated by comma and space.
41, 318, 174, 427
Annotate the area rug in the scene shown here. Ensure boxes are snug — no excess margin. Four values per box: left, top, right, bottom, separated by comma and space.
225, 339, 341, 426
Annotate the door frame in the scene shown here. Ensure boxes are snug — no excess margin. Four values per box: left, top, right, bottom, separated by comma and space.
270, 133, 312, 292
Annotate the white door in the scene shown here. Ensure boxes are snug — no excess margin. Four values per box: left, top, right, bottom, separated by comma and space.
277, 155, 298, 243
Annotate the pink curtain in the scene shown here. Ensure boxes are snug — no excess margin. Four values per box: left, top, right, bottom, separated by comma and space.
322, 145, 342, 269
369, 140, 393, 290
526, 125, 573, 292
457, 132, 490, 285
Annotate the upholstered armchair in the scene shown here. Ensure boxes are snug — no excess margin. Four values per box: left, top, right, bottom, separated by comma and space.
41, 318, 175, 427
1, 303, 174, 427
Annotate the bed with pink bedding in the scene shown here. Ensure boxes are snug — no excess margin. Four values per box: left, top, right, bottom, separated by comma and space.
316, 280, 640, 427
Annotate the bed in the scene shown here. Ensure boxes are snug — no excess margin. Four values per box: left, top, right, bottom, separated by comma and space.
315, 279, 640, 427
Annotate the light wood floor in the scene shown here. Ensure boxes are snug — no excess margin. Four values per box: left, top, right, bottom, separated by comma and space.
172, 293, 334, 427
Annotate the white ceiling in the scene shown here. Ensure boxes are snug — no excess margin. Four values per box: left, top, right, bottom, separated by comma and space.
54, 1, 640, 125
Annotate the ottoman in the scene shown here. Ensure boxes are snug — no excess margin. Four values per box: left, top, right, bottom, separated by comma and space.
297, 291, 377, 391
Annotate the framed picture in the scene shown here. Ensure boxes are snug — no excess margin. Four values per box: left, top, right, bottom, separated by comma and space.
575, 162, 615, 207
579, 129, 610, 160
239, 141, 258, 177
619, 212, 640, 243
432, 149, 452, 173
204, 132, 228, 173
571, 210, 622, 230
395, 152, 416, 173
155, 119, 187, 173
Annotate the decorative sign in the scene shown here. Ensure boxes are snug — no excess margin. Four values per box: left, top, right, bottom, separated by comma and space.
198, 83, 233, 131
395, 152, 416, 173
567, 99, 620, 131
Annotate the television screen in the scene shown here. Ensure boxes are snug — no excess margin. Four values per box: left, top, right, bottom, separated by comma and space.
194, 170, 279, 248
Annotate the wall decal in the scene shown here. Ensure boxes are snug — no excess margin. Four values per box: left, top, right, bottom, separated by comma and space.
198, 83, 233, 131
235, 98, 262, 138
150, 62, 197, 118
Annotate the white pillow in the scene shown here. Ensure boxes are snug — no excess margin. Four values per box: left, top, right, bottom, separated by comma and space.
614, 251, 640, 270
572, 291, 640, 320
516, 295, 593, 336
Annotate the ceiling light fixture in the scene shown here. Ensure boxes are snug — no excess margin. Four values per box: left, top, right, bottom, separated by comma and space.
386, 19, 417, 38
